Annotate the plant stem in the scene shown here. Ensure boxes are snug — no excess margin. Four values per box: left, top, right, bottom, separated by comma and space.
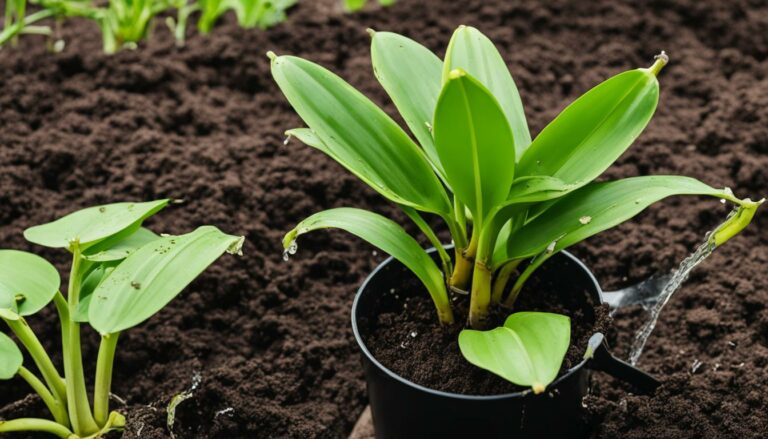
491, 259, 522, 304
4, 317, 67, 402
468, 260, 491, 329
0, 418, 74, 438
449, 228, 477, 290
93, 333, 119, 427
402, 206, 452, 278
503, 254, 552, 309
17, 366, 69, 427
64, 244, 99, 436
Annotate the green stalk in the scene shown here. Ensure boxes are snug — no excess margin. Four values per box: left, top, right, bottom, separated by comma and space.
4, 318, 66, 402
504, 254, 552, 309
402, 206, 452, 278
0, 418, 74, 438
93, 333, 119, 426
468, 224, 496, 329
490, 259, 522, 304
449, 227, 477, 290
63, 244, 99, 436
17, 366, 69, 427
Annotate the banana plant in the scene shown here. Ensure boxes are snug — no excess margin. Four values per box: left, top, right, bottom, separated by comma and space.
0, 201, 244, 438
271, 26, 763, 392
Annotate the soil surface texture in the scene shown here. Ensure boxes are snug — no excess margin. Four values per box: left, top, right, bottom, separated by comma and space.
0, 0, 766, 438
361, 252, 610, 396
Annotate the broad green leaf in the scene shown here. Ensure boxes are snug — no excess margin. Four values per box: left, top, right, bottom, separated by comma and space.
282, 208, 451, 320
24, 200, 170, 250
270, 54, 451, 216
459, 312, 570, 392
89, 226, 244, 335
285, 128, 338, 160
494, 176, 729, 266
517, 67, 659, 186
433, 70, 515, 226
443, 25, 531, 158
0, 332, 23, 380
74, 265, 116, 323
83, 227, 160, 262
371, 31, 447, 180
0, 250, 60, 317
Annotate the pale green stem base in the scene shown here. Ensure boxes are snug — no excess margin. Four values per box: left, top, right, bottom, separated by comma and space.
18, 366, 69, 427
93, 333, 119, 426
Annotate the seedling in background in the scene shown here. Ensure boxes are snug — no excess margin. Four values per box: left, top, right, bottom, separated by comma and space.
271, 26, 763, 392
0, 201, 244, 438
343, 0, 395, 12
0, 0, 299, 53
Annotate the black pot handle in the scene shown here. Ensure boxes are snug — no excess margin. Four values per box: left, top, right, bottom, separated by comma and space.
583, 333, 660, 394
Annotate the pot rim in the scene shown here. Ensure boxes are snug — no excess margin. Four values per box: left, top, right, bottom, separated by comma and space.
351, 248, 604, 401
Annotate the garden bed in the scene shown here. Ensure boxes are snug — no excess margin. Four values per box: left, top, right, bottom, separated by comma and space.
0, 0, 766, 437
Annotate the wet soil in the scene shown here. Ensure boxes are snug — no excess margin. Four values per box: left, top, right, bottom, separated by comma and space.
0, 0, 766, 437
361, 252, 611, 396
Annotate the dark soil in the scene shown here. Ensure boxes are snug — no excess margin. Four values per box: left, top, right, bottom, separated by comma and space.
361, 252, 611, 395
0, 0, 766, 438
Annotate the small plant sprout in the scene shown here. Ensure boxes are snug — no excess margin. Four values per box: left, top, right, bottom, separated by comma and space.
343, 0, 395, 12
1, 0, 298, 53
0, 200, 244, 438
271, 25, 763, 391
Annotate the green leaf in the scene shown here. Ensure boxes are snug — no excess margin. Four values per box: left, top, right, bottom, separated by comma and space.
459, 312, 570, 392
495, 176, 729, 266
0, 250, 60, 318
89, 226, 244, 335
83, 227, 160, 262
282, 208, 452, 322
433, 69, 515, 226
24, 200, 170, 250
74, 265, 116, 323
0, 332, 23, 380
371, 31, 447, 180
343, 0, 366, 11
270, 54, 451, 216
443, 25, 531, 159
517, 67, 660, 186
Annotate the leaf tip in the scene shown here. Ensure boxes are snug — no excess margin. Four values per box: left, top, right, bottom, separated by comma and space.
366, 28, 376, 38
227, 236, 245, 256
648, 51, 668, 76
266, 51, 278, 61
532, 382, 546, 394
447, 68, 466, 80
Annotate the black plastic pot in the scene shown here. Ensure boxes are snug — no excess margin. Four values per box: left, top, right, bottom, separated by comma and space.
351, 248, 659, 439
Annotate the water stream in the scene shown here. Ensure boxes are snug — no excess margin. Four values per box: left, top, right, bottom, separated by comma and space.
626, 237, 716, 365
607, 201, 763, 366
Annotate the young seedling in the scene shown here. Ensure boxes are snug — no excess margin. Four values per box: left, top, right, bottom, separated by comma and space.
1, 0, 298, 52
343, 0, 395, 12
271, 25, 763, 392
0, 200, 244, 437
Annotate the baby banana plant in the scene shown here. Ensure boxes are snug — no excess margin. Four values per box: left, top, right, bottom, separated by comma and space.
271, 25, 763, 392
0, 201, 243, 438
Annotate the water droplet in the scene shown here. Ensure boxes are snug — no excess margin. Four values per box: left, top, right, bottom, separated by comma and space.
579, 216, 592, 225
410, 331, 417, 338
282, 251, 290, 262
283, 134, 292, 145
719, 199, 726, 204
372, 250, 378, 256
425, 121, 433, 132
545, 241, 556, 254
131, 281, 141, 290
287, 241, 298, 255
